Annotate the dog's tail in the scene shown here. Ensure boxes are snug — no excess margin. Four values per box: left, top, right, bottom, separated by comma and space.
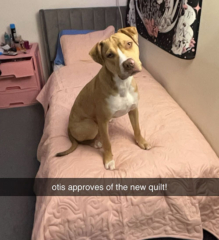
56, 130, 78, 157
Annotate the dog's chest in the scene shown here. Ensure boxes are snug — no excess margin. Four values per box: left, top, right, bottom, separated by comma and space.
106, 77, 138, 118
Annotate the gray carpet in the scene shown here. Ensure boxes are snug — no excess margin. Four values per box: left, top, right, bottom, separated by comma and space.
0, 104, 217, 240
0, 104, 44, 240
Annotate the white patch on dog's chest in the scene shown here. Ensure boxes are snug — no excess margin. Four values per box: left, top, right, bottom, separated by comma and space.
106, 76, 138, 118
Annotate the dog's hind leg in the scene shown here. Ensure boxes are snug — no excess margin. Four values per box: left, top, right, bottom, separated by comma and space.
70, 118, 98, 142
72, 119, 103, 149
56, 119, 98, 157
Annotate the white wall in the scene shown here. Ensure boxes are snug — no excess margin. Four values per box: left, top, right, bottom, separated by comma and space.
139, 0, 219, 156
0, 0, 127, 78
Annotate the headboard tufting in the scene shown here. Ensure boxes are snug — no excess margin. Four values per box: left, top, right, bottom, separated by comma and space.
39, 7, 127, 75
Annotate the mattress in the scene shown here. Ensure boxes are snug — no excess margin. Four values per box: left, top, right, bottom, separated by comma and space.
32, 61, 219, 240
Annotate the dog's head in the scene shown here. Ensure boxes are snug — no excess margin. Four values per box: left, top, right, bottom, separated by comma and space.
89, 27, 142, 80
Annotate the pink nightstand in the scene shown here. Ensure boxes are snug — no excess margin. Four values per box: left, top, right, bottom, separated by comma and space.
0, 43, 45, 109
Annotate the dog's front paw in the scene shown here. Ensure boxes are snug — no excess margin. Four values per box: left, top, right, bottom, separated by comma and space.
105, 160, 115, 170
136, 137, 151, 150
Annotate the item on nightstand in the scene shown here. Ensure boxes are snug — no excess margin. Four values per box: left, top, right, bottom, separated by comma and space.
16, 36, 26, 53
10, 47, 17, 52
3, 51, 18, 56
4, 32, 10, 45
14, 36, 21, 51
15, 43, 21, 51
9, 37, 17, 52
19, 37, 25, 50
24, 41, 30, 50
10, 35, 13, 47
10, 24, 18, 43
1, 44, 17, 54
1, 44, 11, 51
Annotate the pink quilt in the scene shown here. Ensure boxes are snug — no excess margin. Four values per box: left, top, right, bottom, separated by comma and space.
32, 61, 219, 240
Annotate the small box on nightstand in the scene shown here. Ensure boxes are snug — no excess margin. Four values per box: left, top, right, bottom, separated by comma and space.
0, 43, 45, 109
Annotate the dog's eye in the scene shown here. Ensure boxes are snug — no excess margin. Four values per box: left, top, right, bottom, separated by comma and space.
107, 53, 114, 58
127, 42, 133, 48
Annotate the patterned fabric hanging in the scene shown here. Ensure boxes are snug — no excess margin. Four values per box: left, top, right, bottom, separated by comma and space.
127, 0, 202, 59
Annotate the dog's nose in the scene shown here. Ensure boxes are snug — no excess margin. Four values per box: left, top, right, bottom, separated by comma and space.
123, 58, 135, 71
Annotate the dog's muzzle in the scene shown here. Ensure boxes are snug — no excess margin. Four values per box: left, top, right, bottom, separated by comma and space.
122, 58, 142, 78
123, 58, 135, 71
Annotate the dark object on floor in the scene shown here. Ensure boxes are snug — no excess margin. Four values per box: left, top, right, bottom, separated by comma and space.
0, 104, 44, 240
146, 229, 217, 240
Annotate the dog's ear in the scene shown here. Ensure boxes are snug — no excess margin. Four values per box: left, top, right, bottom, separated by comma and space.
118, 27, 139, 46
89, 42, 104, 65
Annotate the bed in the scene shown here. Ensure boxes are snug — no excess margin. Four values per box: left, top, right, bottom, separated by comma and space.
33, 6, 219, 240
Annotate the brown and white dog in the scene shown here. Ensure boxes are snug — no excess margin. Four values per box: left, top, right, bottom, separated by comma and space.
56, 27, 151, 170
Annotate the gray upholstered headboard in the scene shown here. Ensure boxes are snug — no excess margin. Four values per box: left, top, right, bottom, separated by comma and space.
39, 7, 127, 75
